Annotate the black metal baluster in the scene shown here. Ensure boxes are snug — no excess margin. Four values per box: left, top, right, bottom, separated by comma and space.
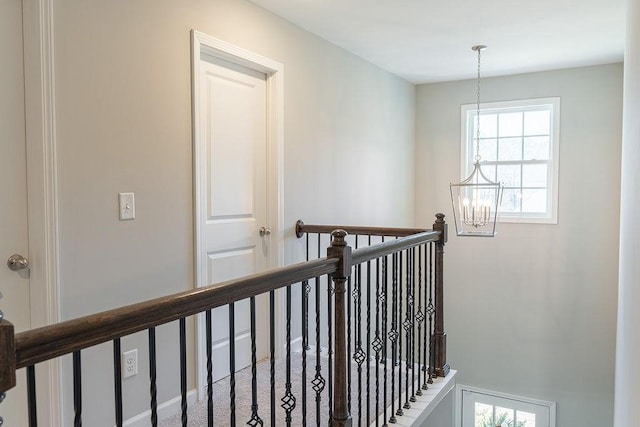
270, 291, 276, 427
281, 285, 296, 427
73, 351, 82, 427
229, 304, 236, 427
389, 253, 398, 424
382, 253, 389, 426
312, 275, 325, 427
302, 281, 309, 426
366, 235, 372, 427
113, 339, 123, 427
180, 318, 188, 427
149, 328, 159, 427
27, 365, 37, 427
415, 246, 424, 398
205, 311, 213, 427
422, 244, 429, 391
373, 256, 382, 427
327, 272, 333, 427
410, 248, 417, 404
396, 251, 403, 418
248, 296, 264, 426
354, 263, 364, 427
427, 243, 435, 386
403, 250, 412, 410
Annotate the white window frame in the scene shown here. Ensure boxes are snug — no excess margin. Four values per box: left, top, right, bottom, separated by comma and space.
456, 384, 557, 427
461, 97, 560, 224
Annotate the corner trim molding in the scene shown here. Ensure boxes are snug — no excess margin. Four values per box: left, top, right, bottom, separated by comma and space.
23, 0, 61, 424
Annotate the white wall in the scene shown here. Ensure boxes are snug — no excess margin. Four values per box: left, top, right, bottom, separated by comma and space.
415, 64, 623, 426
51, 0, 415, 424
614, 0, 640, 423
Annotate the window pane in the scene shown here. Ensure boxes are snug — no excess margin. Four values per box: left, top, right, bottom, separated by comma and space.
497, 164, 521, 187
522, 164, 547, 187
479, 164, 496, 182
523, 136, 550, 160
524, 110, 550, 136
522, 189, 547, 213
499, 112, 523, 137
479, 113, 498, 138
475, 402, 493, 427
496, 406, 515, 427
478, 138, 497, 161
516, 410, 536, 427
501, 189, 521, 213
499, 137, 523, 161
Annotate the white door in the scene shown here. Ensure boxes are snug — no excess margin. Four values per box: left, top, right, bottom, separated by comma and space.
196, 55, 270, 383
1, 0, 31, 423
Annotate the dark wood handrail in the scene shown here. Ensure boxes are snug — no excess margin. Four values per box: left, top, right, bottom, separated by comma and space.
15, 257, 338, 368
351, 231, 440, 265
296, 220, 430, 238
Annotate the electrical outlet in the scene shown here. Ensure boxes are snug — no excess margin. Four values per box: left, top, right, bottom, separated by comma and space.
122, 349, 138, 379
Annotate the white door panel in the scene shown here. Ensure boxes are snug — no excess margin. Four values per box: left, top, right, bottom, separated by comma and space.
197, 56, 269, 382
1, 0, 31, 423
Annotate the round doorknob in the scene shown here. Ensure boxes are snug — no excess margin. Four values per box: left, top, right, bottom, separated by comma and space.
259, 227, 272, 236
7, 254, 29, 271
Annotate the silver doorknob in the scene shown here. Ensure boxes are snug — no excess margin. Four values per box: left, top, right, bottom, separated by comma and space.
259, 227, 272, 236
7, 254, 29, 271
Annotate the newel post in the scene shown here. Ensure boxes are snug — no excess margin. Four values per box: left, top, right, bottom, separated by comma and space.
0, 319, 16, 394
432, 213, 450, 377
328, 229, 353, 427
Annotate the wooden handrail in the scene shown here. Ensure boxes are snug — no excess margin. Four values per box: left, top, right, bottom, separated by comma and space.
351, 231, 440, 265
15, 257, 338, 369
296, 220, 430, 238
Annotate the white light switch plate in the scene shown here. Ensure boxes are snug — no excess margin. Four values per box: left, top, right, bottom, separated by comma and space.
119, 192, 135, 220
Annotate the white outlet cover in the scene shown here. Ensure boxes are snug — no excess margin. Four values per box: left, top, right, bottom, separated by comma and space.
119, 192, 135, 220
122, 349, 138, 379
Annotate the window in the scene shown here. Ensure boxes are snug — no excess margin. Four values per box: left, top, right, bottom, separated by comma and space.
461, 98, 560, 224
457, 385, 556, 427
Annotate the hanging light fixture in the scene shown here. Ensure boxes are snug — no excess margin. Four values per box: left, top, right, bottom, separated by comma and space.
450, 45, 504, 237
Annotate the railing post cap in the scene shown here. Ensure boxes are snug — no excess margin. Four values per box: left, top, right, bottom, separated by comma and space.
330, 229, 348, 246
435, 213, 446, 222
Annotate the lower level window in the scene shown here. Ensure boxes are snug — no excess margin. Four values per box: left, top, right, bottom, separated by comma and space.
458, 385, 556, 427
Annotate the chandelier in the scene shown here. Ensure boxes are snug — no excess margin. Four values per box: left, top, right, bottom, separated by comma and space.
450, 45, 504, 237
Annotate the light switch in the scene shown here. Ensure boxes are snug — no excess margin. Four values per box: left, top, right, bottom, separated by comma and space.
119, 192, 135, 220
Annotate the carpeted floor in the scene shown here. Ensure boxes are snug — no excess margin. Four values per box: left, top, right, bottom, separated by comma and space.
160, 350, 419, 426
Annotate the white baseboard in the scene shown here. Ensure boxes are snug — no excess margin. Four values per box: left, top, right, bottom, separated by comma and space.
122, 389, 198, 427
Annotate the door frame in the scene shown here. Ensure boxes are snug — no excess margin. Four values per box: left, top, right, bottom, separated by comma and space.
191, 30, 285, 400
22, 0, 62, 424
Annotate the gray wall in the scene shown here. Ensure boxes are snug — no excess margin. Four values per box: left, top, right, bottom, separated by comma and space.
422, 389, 454, 427
52, 0, 415, 423
415, 64, 623, 426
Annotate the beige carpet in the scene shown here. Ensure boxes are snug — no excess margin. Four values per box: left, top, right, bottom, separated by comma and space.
160, 351, 420, 426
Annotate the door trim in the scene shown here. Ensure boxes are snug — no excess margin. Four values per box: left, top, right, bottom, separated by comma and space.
22, 0, 61, 424
191, 30, 284, 400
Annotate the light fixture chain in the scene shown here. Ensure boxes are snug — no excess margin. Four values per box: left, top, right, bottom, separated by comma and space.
475, 46, 482, 162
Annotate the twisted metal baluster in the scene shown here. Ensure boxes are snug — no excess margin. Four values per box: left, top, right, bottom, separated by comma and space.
180, 318, 188, 427
73, 351, 82, 427
149, 327, 159, 426
403, 250, 412, 410
373, 256, 382, 427
270, 292, 276, 427
410, 248, 417, 403
27, 365, 37, 427
389, 253, 398, 424
396, 251, 404, 418
415, 246, 424, 397
305, 232, 311, 350
427, 243, 435, 385
312, 275, 325, 427
382, 252, 389, 427
422, 244, 430, 390
229, 304, 237, 427
248, 297, 264, 426
302, 280, 310, 425
354, 263, 365, 426
113, 339, 123, 427
327, 273, 334, 427
281, 285, 296, 427
204, 313, 213, 427
366, 235, 372, 427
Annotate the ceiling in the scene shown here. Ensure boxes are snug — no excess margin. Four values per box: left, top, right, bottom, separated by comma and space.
249, 0, 625, 84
